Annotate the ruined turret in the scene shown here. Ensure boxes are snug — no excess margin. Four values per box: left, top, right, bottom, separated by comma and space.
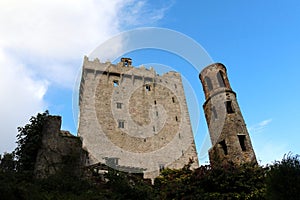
199, 63, 257, 166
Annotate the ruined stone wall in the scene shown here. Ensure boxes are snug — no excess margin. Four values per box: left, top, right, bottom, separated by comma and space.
78, 56, 198, 179
199, 63, 257, 166
34, 116, 86, 178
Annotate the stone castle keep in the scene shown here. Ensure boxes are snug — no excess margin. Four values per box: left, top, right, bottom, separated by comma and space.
34, 57, 257, 179
78, 57, 198, 179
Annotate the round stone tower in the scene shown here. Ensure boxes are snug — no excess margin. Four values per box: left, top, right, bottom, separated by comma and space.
199, 63, 257, 166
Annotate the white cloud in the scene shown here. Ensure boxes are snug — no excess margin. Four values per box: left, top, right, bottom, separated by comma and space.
0, 49, 47, 153
249, 118, 272, 134
249, 118, 288, 165
0, 0, 125, 89
118, 0, 174, 26
0, 0, 171, 154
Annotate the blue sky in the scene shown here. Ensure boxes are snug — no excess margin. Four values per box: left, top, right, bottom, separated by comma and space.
1, 0, 299, 165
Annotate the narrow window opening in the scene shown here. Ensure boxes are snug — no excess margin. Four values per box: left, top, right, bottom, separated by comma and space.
175, 116, 178, 121
217, 71, 226, 87
153, 126, 155, 132
238, 135, 247, 151
225, 101, 234, 114
179, 133, 181, 139
116, 102, 122, 109
118, 120, 124, 128
105, 157, 119, 166
144, 138, 146, 142
204, 76, 213, 91
113, 80, 119, 87
154, 100, 157, 105
159, 164, 165, 172
174, 84, 177, 89
219, 140, 228, 155
145, 84, 151, 91
156, 111, 158, 117
172, 97, 175, 103
212, 106, 218, 119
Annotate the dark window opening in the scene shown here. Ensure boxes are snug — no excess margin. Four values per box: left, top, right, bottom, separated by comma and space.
212, 106, 218, 119
118, 121, 124, 128
175, 116, 178, 121
104, 157, 119, 166
225, 101, 234, 114
238, 135, 246, 151
156, 111, 158, 117
154, 100, 157, 105
144, 138, 146, 142
159, 164, 165, 172
172, 97, 175, 103
219, 140, 228, 155
145, 85, 151, 91
113, 80, 119, 87
217, 71, 226, 87
204, 76, 213, 91
117, 102, 122, 109
153, 126, 155, 132
121, 58, 132, 66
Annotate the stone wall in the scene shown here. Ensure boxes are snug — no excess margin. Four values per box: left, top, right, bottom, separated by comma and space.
34, 116, 86, 178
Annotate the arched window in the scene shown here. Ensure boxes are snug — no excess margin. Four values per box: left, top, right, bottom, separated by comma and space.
217, 71, 225, 87
204, 77, 213, 91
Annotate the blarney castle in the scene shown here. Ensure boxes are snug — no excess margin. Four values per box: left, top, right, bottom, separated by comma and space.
34, 57, 257, 180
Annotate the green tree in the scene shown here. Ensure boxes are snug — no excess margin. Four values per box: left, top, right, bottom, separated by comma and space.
14, 110, 49, 174
266, 154, 300, 200
155, 162, 266, 200
105, 168, 156, 200
154, 161, 195, 199
0, 152, 16, 172
196, 163, 266, 199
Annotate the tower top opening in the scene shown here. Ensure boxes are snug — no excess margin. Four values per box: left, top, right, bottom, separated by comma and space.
121, 57, 132, 66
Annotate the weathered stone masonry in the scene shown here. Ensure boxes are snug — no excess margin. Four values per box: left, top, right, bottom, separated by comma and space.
34, 116, 86, 178
78, 57, 199, 179
199, 63, 257, 166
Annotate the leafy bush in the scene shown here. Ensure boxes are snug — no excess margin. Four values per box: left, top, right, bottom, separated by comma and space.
266, 153, 300, 200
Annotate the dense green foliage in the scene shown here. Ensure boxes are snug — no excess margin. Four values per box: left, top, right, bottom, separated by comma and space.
2, 154, 300, 199
265, 154, 300, 200
155, 162, 266, 200
14, 110, 49, 174
0, 111, 300, 199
